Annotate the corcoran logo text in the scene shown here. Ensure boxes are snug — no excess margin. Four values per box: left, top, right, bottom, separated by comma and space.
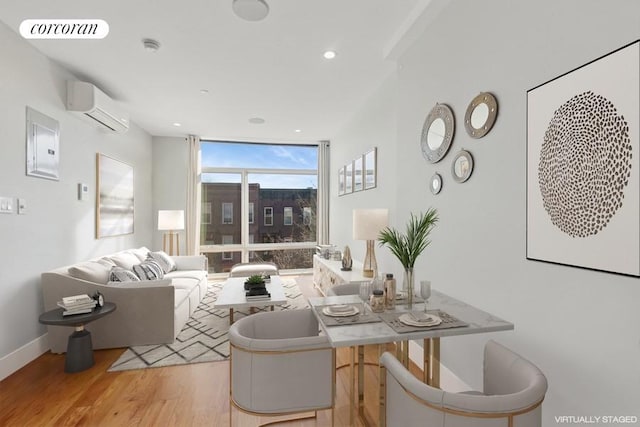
19, 19, 109, 39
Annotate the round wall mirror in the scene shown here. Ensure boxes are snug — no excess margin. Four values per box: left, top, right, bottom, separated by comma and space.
451, 150, 474, 183
464, 92, 498, 139
421, 103, 455, 163
430, 173, 442, 195
427, 118, 446, 150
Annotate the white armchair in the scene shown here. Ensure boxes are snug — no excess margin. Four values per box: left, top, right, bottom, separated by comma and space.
229, 308, 335, 426
380, 340, 548, 427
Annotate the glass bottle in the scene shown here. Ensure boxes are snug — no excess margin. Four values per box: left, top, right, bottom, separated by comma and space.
384, 273, 396, 310
370, 290, 385, 313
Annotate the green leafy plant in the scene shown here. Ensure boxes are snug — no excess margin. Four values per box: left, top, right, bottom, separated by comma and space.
377, 208, 439, 268
245, 274, 266, 285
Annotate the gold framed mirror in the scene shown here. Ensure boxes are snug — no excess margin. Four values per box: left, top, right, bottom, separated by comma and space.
451, 150, 474, 183
464, 92, 498, 138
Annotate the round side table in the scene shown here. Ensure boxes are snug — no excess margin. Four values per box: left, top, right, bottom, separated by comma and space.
39, 302, 116, 373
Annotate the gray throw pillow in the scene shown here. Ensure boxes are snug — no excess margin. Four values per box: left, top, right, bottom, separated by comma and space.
109, 266, 141, 283
132, 259, 165, 281
148, 251, 177, 273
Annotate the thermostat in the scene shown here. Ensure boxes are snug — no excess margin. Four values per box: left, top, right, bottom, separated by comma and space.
78, 183, 89, 201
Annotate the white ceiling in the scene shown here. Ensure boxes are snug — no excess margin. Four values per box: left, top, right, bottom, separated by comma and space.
0, 0, 434, 142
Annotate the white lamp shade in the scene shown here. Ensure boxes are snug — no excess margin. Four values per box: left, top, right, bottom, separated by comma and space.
158, 210, 185, 231
353, 209, 389, 240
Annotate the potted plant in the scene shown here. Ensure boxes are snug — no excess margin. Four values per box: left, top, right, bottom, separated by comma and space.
244, 274, 266, 290
377, 208, 438, 308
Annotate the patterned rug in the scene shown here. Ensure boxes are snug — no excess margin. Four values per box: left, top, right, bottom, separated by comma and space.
108, 278, 308, 372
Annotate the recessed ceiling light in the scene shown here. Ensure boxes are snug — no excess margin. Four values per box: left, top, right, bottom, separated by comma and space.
142, 38, 161, 52
323, 50, 336, 59
295, 129, 302, 133
200, 89, 209, 94
249, 117, 265, 124
173, 122, 182, 127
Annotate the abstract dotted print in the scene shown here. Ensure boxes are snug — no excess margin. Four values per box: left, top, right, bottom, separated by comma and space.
538, 91, 632, 237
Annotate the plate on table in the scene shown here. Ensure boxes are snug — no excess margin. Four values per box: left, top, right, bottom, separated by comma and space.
322, 305, 359, 317
399, 313, 442, 327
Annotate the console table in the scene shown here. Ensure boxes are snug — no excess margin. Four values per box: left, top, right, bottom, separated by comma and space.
39, 303, 116, 373
313, 254, 370, 295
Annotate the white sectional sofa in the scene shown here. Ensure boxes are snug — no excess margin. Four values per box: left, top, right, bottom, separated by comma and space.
41, 247, 208, 353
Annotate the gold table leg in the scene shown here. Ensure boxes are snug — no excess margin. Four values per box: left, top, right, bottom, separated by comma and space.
378, 344, 386, 427
350, 346, 355, 426
358, 345, 365, 420
423, 338, 441, 387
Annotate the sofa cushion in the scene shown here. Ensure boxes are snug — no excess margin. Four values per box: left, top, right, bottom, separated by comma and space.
132, 259, 165, 281
68, 261, 112, 284
174, 288, 190, 309
164, 270, 207, 282
108, 252, 143, 270
130, 246, 151, 262
109, 266, 141, 283
148, 251, 177, 273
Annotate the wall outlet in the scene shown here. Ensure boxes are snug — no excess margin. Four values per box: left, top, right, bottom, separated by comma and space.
17, 198, 26, 215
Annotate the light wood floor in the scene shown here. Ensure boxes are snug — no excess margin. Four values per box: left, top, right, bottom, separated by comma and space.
0, 275, 421, 427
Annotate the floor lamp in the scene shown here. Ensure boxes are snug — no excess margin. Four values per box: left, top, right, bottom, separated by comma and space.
353, 209, 389, 278
158, 210, 185, 256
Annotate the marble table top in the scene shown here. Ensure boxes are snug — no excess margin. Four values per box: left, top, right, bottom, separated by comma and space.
308, 290, 514, 347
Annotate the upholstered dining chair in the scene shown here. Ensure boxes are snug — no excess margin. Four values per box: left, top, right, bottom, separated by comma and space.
228, 261, 279, 277
380, 340, 548, 427
325, 283, 361, 296
228, 308, 335, 426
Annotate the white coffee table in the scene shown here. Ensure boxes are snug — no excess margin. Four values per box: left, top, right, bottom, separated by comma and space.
214, 276, 287, 324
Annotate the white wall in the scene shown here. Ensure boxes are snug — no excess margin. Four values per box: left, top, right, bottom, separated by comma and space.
151, 136, 188, 254
331, 0, 640, 422
0, 22, 153, 377
330, 75, 400, 280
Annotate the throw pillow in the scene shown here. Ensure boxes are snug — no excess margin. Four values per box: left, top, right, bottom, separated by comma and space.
148, 251, 177, 273
132, 259, 165, 281
108, 252, 143, 270
68, 261, 112, 284
130, 246, 151, 262
109, 266, 141, 283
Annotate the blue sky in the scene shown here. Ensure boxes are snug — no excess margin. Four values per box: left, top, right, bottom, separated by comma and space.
201, 141, 318, 189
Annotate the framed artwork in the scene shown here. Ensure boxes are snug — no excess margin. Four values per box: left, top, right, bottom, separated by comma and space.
527, 40, 639, 276
364, 148, 377, 189
353, 156, 363, 191
96, 153, 134, 238
338, 166, 345, 196
345, 162, 353, 194
26, 107, 60, 181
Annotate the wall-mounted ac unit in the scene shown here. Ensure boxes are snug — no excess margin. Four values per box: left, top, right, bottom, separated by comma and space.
66, 81, 129, 133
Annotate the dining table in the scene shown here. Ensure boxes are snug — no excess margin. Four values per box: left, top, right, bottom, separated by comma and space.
308, 289, 514, 427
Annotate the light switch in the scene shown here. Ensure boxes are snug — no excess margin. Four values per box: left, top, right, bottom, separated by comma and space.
0, 197, 13, 214
18, 198, 26, 215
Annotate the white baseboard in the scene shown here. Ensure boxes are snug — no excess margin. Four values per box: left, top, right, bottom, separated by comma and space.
0, 333, 49, 382
408, 340, 470, 392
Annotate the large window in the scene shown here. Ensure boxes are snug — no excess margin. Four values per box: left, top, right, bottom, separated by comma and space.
200, 141, 319, 273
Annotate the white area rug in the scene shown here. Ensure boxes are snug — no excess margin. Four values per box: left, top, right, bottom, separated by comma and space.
108, 278, 308, 372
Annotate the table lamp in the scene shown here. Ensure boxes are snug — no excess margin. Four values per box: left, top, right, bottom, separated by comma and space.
158, 210, 185, 256
353, 208, 389, 278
